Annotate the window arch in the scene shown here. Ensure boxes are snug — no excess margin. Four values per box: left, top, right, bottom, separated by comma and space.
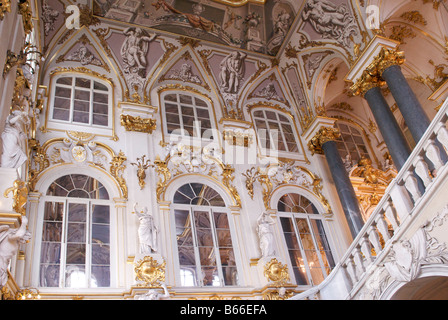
50, 75, 112, 128
252, 108, 299, 153
334, 121, 370, 163
162, 92, 214, 139
172, 183, 239, 287
38, 174, 112, 288
277, 193, 335, 286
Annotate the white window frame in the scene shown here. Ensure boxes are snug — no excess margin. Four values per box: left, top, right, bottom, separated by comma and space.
48, 74, 113, 134
161, 91, 216, 142
277, 194, 335, 287
36, 175, 116, 289
251, 108, 300, 157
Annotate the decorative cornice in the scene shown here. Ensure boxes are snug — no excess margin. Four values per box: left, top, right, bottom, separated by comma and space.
120, 114, 157, 134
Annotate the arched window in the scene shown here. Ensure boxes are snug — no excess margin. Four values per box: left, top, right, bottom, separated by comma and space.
162, 92, 213, 139
39, 174, 111, 288
172, 183, 239, 287
252, 109, 299, 153
277, 193, 335, 286
334, 121, 370, 163
50, 75, 111, 128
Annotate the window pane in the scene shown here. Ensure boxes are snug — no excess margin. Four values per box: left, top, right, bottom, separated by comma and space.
56, 77, 72, 85
53, 108, 70, 121
65, 265, 86, 288
94, 81, 108, 91
39, 264, 60, 287
75, 78, 91, 88
93, 114, 108, 126
66, 244, 86, 264
92, 205, 110, 224
74, 89, 90, 101
73, 111, 89, 124
55, 87, 71, 98
91, 265, 110, 287
54, 97, 70, 110
93, 92, 108, 104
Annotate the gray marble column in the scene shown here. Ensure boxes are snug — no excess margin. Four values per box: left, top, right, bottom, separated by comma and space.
322, 140, 364, 238
381, 65, 430, 142
382, 64, 448, 164
364, 86, 412, 171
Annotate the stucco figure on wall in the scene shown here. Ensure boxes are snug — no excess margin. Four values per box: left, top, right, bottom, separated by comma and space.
1, 110, 29, 169
219, 51, 247, 94
257, 211, 276, 258
0, 216, 31, 288
302, 0, 357, 46
134, 203, 158, 254
121, 27, 157, 78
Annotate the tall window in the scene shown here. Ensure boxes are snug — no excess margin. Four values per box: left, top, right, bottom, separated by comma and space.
162, 93, 213, 139
39, 174, 111, 288
277, 193, 335, 286
252, 109, 298, 153
334, 122, 370, 162
51, 76, 111, 127
173, 183, 239, 287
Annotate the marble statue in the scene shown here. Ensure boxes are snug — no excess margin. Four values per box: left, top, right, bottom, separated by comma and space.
1, 110, 29, 169
134, 283, 170, 300
134, 203, 158, 254
121, 27, 157, 77
0, 216, 31, 288
257, 211, 276, 258
219, 51, 247, 94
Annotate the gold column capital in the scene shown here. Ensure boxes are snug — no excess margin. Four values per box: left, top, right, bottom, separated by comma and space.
350, 47, 405, 96
307, 126, 341, 155
373, 47, 406, 75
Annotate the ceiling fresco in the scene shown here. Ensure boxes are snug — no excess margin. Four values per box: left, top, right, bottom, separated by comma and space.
92, 0, 298, 55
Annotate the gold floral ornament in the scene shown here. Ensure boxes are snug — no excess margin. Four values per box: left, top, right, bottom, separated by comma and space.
120, 114, 157, 134
134, 256, 166, 287
131, 155, 152, 190
110, 150, 128, 199
0, 0, 11, 21
4, 180, 28, 215
307, 126, 341, 155
264, 258, 290, 285
17, 0, 33, 34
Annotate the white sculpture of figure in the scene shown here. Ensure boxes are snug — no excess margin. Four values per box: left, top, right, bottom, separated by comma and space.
134, 203, 158, 254
121, 27, 157, 77
134, 283, 170, 300
302, 0, 356, 46
274, 10, 291, 38
343, 154, 353, 172
219, 51, 247, 93
1, 110, 29, 169
257, 211, 276, 258
0, 216, 31, 288
67, 44, 102, 66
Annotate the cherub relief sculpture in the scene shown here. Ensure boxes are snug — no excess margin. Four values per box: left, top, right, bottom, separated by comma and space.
1, 110, 29, 169
121, 27, 157, 78
219, 51, 247, 94
0, 216, 31, 288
